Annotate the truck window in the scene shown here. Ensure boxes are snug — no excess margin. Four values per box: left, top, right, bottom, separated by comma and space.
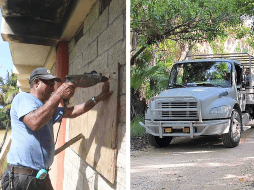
168, 61, 232, 88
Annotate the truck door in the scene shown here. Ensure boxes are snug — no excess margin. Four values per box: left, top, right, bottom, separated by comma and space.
235, 63, 246, 111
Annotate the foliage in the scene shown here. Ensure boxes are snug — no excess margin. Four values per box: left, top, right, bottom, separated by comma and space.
0, 109, 9, 129
210, 36, 227, 54
131, 0, 254, 64
131, 115, 146, 137
131, 63, 159, 90
145, 62, 170, 99
0, 71, 19, 111
0, 71, 18, 128
131, 57, 172, 100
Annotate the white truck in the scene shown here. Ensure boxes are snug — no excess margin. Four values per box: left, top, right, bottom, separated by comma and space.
140, 53, 254, 148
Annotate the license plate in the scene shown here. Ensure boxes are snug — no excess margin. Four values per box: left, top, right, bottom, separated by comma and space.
164, 128, 172, 133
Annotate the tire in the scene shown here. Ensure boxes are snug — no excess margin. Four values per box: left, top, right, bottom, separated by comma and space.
147, 134, 173, 148
222, 109, 242, 148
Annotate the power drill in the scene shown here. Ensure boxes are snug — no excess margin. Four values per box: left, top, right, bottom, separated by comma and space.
63, 71, 109, 106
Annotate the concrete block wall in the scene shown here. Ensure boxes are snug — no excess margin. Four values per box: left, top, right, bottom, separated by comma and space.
63, 0, 126, 189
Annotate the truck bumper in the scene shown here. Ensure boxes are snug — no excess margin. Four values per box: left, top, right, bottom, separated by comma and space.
139, 119, 230, 138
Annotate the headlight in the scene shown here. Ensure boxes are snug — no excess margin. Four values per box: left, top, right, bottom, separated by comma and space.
209, 106, 229, 114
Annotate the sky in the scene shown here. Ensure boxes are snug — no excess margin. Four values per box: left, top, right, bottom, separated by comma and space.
0, 10, 14, 82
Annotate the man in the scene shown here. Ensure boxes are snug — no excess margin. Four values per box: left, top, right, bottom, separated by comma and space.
1, 68, 113, 190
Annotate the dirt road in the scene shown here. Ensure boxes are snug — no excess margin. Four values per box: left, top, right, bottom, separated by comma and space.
131, 128, 254, 190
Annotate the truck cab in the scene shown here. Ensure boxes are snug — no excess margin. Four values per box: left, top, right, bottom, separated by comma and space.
140, 53, 254, 148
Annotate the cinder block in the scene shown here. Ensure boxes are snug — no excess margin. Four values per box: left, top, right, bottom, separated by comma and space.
117, 150, 126, 169
82, 40, 98, 65
71, 169, 79, 182
72, 54, 83, 74
72, 155, 81, 170
76, 36, 87, 57
74, 171, 85, 189
85, 165, 96, 180
64, 157, 73, 176
116, 183, 126, 190
69, 62, 73, 75
88, 51, 108, 72
83, 1, 100, 35
108, 38, 126, 66
116, 165, 126, 187
63, 171, 69, 190
119, 95, 126, 123
81, 32, 93, 51
97, 175, 115, 190
117, 123, 126, 150
69, 45, 81, 64
76, 63, 90, 75
90, 5, 108, 42
109, 0, 126, 24
87, 175, 96, 190
108, 39, 126, 80
70, 34, 92, 64
69, 179, 76, 190
98, 14, 124, 55
82, 177, 92, 190
63, 177, 71, 190
79, 158, 88, 176
68, 38, 75, 53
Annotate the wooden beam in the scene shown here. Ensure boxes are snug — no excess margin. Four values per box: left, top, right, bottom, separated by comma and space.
55, 133, 84, 156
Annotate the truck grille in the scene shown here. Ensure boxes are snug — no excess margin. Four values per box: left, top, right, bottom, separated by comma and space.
155, 98, 199, 120
158, 102, 197, 109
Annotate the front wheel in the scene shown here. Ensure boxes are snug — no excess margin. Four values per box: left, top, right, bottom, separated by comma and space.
222, 109, 242, 148
147, 134, 173, 148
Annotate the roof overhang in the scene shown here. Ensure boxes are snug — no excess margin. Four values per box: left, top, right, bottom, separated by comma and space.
0, 0, 97, 92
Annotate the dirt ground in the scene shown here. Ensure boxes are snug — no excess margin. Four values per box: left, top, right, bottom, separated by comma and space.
131, 128, 254, 190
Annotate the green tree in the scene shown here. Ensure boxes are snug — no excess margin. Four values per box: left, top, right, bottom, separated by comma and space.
0, 109, 9, 129
131, 0, 254, 65
0, 71, 19, 111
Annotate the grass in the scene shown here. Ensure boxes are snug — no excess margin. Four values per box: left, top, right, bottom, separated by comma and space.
131, 115, 146, 137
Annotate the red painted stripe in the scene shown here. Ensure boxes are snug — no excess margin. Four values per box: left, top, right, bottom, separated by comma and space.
55, 41, 69, 190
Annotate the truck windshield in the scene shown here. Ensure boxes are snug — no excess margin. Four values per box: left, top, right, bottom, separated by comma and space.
168, 61, 232, 88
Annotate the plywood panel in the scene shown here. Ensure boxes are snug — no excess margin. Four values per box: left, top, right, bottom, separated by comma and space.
68, 69, 118, 183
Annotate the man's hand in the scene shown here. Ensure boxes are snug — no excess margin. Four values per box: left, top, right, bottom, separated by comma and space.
96, 81, 113, 102
55, 82, 76, 100
63, 80, 113, 118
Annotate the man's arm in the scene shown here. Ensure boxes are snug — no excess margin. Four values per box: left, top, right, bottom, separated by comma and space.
23, 83, 75, 131
63, 81, 113, 118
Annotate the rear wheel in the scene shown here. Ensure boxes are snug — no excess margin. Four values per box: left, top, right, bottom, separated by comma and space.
147, 134, 173, 148
222, 109, 241, 148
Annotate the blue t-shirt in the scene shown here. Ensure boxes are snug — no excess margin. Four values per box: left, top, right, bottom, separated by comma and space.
7, 92, 65, 170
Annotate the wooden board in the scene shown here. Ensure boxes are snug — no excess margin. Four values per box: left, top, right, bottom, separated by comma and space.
68, 68, 119, 183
